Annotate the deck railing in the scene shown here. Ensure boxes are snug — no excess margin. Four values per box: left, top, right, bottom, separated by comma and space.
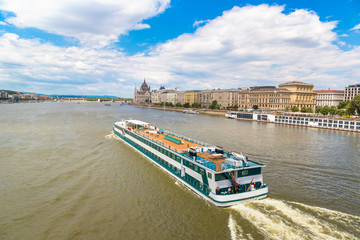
163, 130, 211, 147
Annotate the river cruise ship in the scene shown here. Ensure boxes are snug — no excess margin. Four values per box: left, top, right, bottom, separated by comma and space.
226, 112, 360, 132
113, 120, 268, 207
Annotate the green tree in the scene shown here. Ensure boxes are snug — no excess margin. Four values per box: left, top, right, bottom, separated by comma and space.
320, 105, 330, 115
300, 106, 307, 113
329, 106, 337, 115
336, 109, 346, 116
315, 107, 322, 113
284, 106, 290, 112
291, 106, 299, 112
306, 107, 313, 113
348, 95, 360, 115
209, 100, 219, 109
337, 101, 349, 109
191, 102, 201, 108
183, 102, 190, 108
175, 103, 182, 107
160, 102, 165, 106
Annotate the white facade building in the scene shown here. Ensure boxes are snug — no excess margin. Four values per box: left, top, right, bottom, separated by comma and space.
314, 90, 344, 107
160, 90, 177, 105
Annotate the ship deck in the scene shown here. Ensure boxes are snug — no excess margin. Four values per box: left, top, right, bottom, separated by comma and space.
121, 121, 264, 172
136, 128, 203, 153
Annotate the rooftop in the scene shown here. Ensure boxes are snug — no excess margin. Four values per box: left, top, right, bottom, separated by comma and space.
279, 81, 314, 86
314, 90, 344, 93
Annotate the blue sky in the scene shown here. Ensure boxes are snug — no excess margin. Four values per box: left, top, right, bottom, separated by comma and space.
0, 0, 359, 97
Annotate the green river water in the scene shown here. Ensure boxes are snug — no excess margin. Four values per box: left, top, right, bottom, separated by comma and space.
0, 102, 359, 239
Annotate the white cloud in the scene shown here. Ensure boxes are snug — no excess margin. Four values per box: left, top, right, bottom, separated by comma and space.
351, 23, 360, 31
0, 0, 170, 47
193, 19, 210, 28
137, 4, 359, 89
1, 4, 360, 96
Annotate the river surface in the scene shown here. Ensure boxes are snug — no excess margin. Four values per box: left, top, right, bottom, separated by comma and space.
0, 102, 359, 240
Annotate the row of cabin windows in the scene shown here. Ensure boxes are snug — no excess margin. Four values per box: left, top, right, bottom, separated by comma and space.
137, 143, 182, 176
274, 117, 360, 126
318, 123, 360, 129
276, 116, 309, 121
215, 168, 261, 182
236, 113, 253, 119
275, 119, 308, 125
273, 119, 360, 129
126, 129, 207, 177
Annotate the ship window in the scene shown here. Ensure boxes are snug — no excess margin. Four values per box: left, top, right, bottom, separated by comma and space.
339, 125, 343, 128
176, 156, 181, 162
200, 183, 204, 190
200, 169, 204, 175
215, 173, 227, 181
194, 165, 198, 172
189, 163, 193, 169
350, 122, 355, 125
239, 168, 261, 176
208, 172, 212, 179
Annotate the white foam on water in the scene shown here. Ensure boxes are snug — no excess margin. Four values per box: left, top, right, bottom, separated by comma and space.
228, 214, 250, 240
105, 133, 114, 139
230, 198, 358, 240
290, 201, 360, 228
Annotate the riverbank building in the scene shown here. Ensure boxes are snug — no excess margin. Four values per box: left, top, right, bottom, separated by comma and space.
134, 79, 151, 104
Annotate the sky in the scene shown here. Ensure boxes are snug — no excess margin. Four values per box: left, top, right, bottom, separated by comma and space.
0, 0, 360, 97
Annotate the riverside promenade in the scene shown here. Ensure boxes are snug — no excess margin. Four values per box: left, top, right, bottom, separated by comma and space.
130, 103, 228, 116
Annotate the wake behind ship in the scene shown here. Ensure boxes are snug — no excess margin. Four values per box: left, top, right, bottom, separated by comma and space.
113, 120, 268, 207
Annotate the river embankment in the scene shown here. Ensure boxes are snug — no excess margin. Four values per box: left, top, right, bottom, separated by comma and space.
130, 103, 228, 116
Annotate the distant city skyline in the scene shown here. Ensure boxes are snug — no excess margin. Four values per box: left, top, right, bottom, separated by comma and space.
0, 0, 359, 97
